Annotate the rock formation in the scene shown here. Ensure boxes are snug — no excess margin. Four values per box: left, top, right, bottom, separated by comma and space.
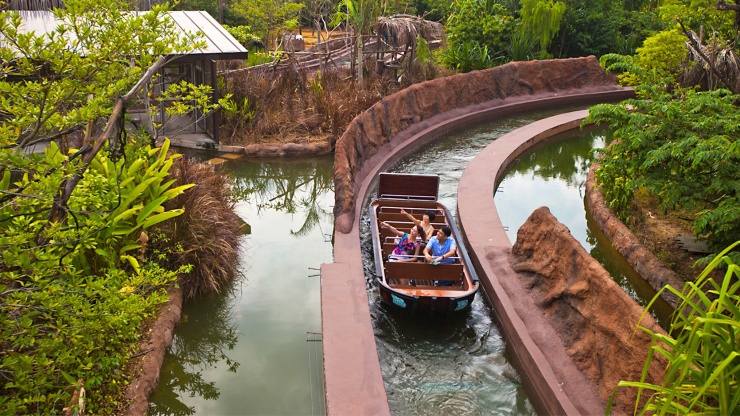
511, 206, 667, 415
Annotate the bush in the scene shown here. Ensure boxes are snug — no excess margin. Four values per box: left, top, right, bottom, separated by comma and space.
0, 137, 189, 413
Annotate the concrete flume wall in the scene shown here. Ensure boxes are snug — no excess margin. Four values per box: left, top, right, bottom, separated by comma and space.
322, 57, 635, 415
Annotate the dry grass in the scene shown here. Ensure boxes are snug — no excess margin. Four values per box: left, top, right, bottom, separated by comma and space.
220, 59, 451, 146
157, 157, 242, 300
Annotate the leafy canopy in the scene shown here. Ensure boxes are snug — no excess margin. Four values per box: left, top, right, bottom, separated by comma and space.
585, 86, 740, 254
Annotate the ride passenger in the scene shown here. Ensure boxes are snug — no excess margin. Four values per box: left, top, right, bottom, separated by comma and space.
423, 226, 456, 265
380, 222, 423, 262
400, 208, 436, 241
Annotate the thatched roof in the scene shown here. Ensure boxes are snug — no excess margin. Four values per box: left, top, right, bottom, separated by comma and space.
375, 14, 444, 49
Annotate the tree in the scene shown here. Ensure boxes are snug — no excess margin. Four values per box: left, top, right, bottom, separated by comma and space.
332, 0, 382, 88
231, 0, 305, 49
584, 86, 740, 255
441, 0, 515, 69
0, 0, 226, 411
518, 0, 566, 59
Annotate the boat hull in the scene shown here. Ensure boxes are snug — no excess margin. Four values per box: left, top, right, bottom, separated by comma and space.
369, 173, 479, 315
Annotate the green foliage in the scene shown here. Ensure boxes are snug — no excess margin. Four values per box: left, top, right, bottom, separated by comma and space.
508, 25, 538, 61
598, 28, 688, 88
0, 0, 199, 149
657, 0, 736, 40
553, 0, 660, 58
231, 0, 305, 48
585, 87, 740, 253
224, 24, 262, 48
445, 0, 515, 60
518, 0, 566, 59
608, 241, 740, 415
437, 41, 498, 72
0, 0, 227, 411
172, 0, 250, 26
0, 137, 188, 413
412, 0, 453, 22
634, 28, 688, 79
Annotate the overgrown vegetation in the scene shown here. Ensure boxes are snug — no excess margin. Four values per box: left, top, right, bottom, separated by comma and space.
583, 0, 740, 262
585, 86, 740, 258
0, 0, 242, 411
221, 63, 448, 145
608, 241, 740, 415
0, 137, 190, 413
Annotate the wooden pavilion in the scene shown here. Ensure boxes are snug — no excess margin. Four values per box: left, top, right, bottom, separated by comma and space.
8, 9, 248, 147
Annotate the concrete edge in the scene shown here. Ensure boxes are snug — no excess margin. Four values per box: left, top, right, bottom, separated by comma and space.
322, 89, 634, 415
458, 110, 601, 415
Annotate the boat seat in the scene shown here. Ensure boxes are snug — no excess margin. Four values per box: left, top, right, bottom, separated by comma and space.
384, 262, 465, 289
376, 212, 446, 224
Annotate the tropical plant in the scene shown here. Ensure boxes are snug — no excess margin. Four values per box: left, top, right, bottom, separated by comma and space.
0, 137, 190, 413
553, 0, 657, 58
443, 0, 515, 67
607, 241, 740, 415
518, 0, 566, 59
585, 86, 740, 257
231, 0, 306, 49
0, 0, 237, 411
437, 41, 497, 72
332, 0, 382, 88
508, 27, 538, 61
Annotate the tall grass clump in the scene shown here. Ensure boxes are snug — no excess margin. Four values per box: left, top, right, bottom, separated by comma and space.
608, 241, 740, 415
158, 157, 243, 299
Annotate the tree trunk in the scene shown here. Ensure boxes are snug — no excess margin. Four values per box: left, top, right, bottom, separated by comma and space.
39, 56, 170, 244
357, 35, 363, 89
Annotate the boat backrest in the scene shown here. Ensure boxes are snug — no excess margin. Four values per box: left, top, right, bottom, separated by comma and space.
377, 173, 439, 200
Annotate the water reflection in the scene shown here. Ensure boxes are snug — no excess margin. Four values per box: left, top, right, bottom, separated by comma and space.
149, 156, 333, 415
149, 289, 241, 415
229, 157, 334, 238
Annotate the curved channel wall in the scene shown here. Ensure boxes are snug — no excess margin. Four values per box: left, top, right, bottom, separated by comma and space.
321, 56, 635, 415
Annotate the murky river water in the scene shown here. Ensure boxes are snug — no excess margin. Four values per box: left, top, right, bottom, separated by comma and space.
150, 108, 669, 414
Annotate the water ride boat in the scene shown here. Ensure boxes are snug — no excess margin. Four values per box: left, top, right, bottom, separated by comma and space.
369, 173, 480, 315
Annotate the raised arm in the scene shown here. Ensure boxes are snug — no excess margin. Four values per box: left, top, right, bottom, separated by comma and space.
380, 221, 403, 237
400, 209, 421, 226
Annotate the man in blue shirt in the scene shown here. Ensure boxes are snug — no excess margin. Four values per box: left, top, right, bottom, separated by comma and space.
423, 226, 456, 265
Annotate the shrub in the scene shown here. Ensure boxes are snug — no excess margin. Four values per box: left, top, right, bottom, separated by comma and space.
0, 137, 188, 413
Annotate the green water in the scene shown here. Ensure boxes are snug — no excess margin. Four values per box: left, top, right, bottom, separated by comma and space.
149, 157, 333, 415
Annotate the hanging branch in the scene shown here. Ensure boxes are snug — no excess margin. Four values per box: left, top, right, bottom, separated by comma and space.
677, 19, 739, 94
38, 55, 169, 245
716, 0, 740, 11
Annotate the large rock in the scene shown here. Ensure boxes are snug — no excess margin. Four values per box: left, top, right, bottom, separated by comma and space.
510, 206, 666, 415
